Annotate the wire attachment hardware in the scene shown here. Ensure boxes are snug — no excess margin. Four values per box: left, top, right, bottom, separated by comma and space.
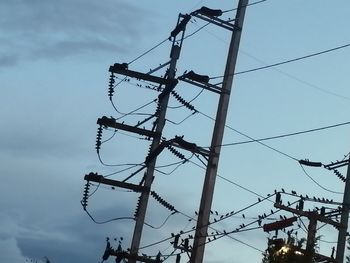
333, 169, 346, 182
108, 72, 116, 99
96, 124, 103, 152
166, 144, 186, 161
151, 191, 177, 212
171, 90, 196, 112
81, 181, 91, 210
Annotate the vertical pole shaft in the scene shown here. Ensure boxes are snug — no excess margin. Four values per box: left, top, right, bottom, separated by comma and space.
190, 1, 249, 263
128, 44, 181, 262
336, 159, 350, 263
305, 214, 317, 263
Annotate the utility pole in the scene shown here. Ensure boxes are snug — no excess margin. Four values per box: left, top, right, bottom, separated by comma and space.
336, 159, 350, 263
127, 15, 190, 262
128, 43, 180, 262
190, 1, 249, 263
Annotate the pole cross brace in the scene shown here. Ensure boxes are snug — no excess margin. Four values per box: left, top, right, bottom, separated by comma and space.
97, 116, 159, 138
109, 63, 177, 87
178, 77, 222, 94
274, 203, 344, 229
324, 159, 350, 170
191, 13, 234, 31
84, 173, 149, 193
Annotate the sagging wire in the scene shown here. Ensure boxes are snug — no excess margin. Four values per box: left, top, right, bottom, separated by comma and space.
144, 212, 178, 230
83, 208, 134, 225
166, 112, 198, 126
299, 164, 343, 194
80, 181, 134, 225
155, 159, 190, 176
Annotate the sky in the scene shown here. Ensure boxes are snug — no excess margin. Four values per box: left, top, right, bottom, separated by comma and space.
1, 0, 350, 263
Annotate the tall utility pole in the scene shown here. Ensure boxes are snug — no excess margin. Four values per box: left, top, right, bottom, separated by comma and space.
128, 15, 189, 262
190, 1, 249, 263
336, 159, 350, 263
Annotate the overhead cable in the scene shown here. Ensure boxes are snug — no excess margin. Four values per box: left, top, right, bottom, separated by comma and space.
221, 121, 350, 147
211, 43, 350, 79
197, 110, 299, 161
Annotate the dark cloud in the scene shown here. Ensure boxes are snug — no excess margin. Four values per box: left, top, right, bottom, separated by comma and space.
14, 205, 135, 263
0, 0, 150, 66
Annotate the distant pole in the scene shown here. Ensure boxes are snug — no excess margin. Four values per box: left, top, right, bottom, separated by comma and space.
336, 159, 350, 263
190, 1, 249, 263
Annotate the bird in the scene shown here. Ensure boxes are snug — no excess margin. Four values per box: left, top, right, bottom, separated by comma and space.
242, 214, 245, 218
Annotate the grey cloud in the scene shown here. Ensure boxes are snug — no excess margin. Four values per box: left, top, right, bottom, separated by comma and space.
0, 54, 19, 68
0, 0, 150, 66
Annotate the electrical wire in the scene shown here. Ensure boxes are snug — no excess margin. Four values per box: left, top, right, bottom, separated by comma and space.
144, 212, 178, 229
83, 207, 134, 225
197, 110, 299, 161
222, 0, 268, 13
299, 164, 343, 194
211, 42, 350, 79
104, 164, 143, 178
115, 99, 157, 121
240, 50, 350, 101
220, 121, 350, 147
128, 38, 169, 65
166, 112, 197, 125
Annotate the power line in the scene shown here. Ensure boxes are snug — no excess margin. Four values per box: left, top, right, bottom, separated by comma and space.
220, 121, 350, 147
223, 0, 268, 13
211, 43, 350, 79
299, 164, 343, 194
197, 110, 299, 161
240, 50, 350, 101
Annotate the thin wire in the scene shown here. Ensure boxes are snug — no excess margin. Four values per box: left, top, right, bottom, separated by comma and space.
116, 99, 157, 121
217, 174, 274, 202
211, 43, 350, 79
83, 208, 134, 224
299, 164, 343, 194
128, 38, 169, 65
156, 161, 189, 176
221, 121, 350, 147
166, 112, 197, 125
104, 164, 143, 178
240, 50, 350, 101
197, 110, 299, 161
223, 0, 268, 13
144, 212, 178, 229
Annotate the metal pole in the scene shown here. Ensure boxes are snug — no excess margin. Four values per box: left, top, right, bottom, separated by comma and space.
128, 43, 181, 263
190, 1, 249, 263
336, 159, 350, 263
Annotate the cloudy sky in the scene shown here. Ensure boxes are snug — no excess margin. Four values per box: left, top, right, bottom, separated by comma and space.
2, 1, 350, 263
